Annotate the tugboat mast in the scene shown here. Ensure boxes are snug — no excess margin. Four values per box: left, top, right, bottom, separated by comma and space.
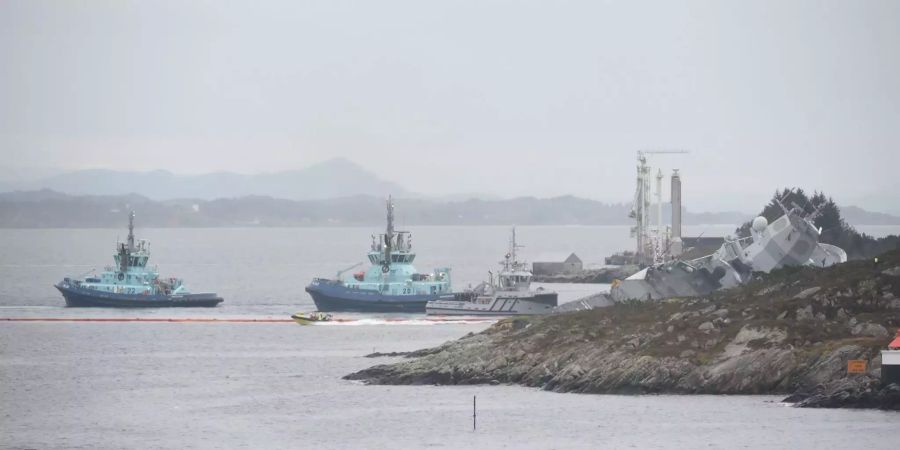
510, 227, 520, 265
127, 210, 135, 252
505, 226, 523, 270
382, 196, 394, 274
116, 211, 136, 274
386, 196, 394, 239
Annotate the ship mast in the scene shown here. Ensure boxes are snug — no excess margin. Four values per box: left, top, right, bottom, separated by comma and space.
511, 227, 517, 264
505, 226, 523, 271
386, 196, 394, 240
511, 227, 522, 266
127, 210, 135, 252
382, 196, 394, 273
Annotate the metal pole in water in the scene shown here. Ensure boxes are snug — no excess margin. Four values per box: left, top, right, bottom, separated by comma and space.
473, 395, 476, 431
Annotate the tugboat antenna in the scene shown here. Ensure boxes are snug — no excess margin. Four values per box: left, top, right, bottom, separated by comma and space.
127, 211, 135, 252
511, 227, 518, 263
386, 196, 394, 237
508, 226, 523, 268
382, 196, 394, 274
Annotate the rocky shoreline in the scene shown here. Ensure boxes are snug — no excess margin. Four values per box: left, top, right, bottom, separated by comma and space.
348, 251, 900, 410
783, 376, 900, 410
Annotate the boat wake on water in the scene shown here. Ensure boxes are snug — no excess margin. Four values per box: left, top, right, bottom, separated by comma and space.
316, 317, 497, 326
1, 316, 497, 325
0, 305, 63, 309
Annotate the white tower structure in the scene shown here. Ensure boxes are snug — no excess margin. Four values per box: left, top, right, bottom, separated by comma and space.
670, 169, 683, 257
629, 150, 688, 265
629, 152, 653, 264
655, 169, 664, 263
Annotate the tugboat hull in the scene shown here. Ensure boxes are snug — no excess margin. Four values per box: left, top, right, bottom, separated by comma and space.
56, 283, 223, 308
305, 280, 443, 313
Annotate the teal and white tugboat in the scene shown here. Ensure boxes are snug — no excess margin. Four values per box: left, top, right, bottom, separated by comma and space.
305, 197, 452, 312
55, 212, 223, 307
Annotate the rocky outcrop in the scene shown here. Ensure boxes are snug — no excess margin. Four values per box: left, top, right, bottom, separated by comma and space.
786, 377, 900, 410
347, 251, 900, 409
533, 266, 637, 284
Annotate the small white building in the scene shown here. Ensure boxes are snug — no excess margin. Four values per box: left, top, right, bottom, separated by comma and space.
532, 253, 582, 276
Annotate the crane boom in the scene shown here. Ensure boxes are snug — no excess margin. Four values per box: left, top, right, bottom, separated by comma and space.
336, 262, 363, 279
639, 150, 690, 156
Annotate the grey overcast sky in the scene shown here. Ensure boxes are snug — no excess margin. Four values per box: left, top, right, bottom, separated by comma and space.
1, 0, 898, 211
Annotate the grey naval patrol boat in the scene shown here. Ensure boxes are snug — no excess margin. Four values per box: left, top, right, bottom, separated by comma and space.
426, 228, 558, 316
305, 197, 452, 313
610, 196, 847, 302
55, 212, 223, 307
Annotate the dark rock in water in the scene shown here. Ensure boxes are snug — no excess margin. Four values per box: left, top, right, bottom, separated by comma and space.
780, 392, 811, 403
346, 250, 900, 409
365, 344, 454, 359
785, 378, 900, 410
510, 318, 529, 331
365, 351, 413, 358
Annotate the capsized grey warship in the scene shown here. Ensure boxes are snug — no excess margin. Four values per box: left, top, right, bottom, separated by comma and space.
610, 197, 847, 302
425, 228, 558, 316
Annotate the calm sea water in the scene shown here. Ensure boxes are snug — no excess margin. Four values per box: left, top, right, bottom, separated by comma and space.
2, 225, 899, 449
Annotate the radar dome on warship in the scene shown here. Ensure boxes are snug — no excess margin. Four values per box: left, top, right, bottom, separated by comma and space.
751, 216, 768, 232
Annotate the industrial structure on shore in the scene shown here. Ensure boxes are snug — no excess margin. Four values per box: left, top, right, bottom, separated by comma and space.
628, 150, 687, 266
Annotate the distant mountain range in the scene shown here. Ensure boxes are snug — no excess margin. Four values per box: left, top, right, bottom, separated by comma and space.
1, 159, 898, 228
0, 190, 733, 228
838, 205, 900, 226
2, 158, 411, 201
1, 190, 897, 228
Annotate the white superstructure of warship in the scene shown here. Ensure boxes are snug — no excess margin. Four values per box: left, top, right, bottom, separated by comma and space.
609, 153, 847, 302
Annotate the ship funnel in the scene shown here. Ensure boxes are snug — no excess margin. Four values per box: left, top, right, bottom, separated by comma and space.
383, 196, 394, 274
671, 170, 681, 238
670, 170, 683, 257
